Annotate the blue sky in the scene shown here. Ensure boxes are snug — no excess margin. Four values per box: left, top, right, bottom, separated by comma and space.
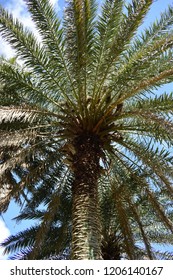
0, 0, 173, 259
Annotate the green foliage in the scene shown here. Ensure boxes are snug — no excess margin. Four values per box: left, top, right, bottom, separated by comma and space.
1, 164, 173, 260
0, 0, 173, 259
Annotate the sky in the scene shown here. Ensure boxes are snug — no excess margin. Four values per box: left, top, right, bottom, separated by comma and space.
0, 0, 173, 259
0, 219, 10, 259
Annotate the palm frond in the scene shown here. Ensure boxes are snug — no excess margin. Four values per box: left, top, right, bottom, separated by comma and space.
64, 0, 97, 77
0, 62, 60, 109
92, 0, 123, 93
94, 0, 153, 97
24, 167, 72, 259
120, 137, 173, 185
154, 250, 173, 260
25, 0, 77, 97
14, 210, 45, 222
126, 92, 173, 114
120, 68, 173, 103
127, 200, 154, 259
1, 226, 38, 255
0, 106, 37, 124
112, 192, 136, 259
147, 189, 173, 233
0, 7, 73, 105
0, 6, 48, 70
0, 130, 37, 149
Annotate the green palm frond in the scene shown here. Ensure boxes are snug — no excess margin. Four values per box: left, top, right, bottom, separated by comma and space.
1, 226, 38, 256
64, 0, 97, 76
96, 0, 153, 77
126, 92, 173, 114
0, 62, 60, 109
2, 166, 173, 260
154, 250, 173, 260
1, 0, 173, 259
14, 209, 45, 222
92, 0, 153, 104
0, 6, 48, 70
28, 185, 70, 259
91, 0, 124, 90
127, 201, 154, 259
25, 0, 77, 98
147, 189, 173, 233
25, 0, 64, 58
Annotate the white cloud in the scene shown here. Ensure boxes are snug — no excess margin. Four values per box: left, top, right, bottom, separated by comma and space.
6, 0, 40, 38
49, 0, 57, 6
5, 0, 36, 31
0, 219, 10, 260
0, 38, 15, 59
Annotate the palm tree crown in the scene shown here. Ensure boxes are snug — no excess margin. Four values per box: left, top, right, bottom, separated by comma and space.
0, 0, 173, 259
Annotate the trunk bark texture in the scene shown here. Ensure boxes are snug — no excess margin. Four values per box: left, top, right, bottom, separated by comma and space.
71, 133, 102, 259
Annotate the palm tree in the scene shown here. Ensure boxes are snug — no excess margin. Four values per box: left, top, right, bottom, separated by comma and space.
1, 165, 173, 260
1, 0, 173, 259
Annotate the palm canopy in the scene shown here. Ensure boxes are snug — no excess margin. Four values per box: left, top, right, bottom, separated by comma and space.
0, 0, 173, 259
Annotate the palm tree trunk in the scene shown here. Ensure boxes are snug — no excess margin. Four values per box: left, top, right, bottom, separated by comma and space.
71, 133, 102, 259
